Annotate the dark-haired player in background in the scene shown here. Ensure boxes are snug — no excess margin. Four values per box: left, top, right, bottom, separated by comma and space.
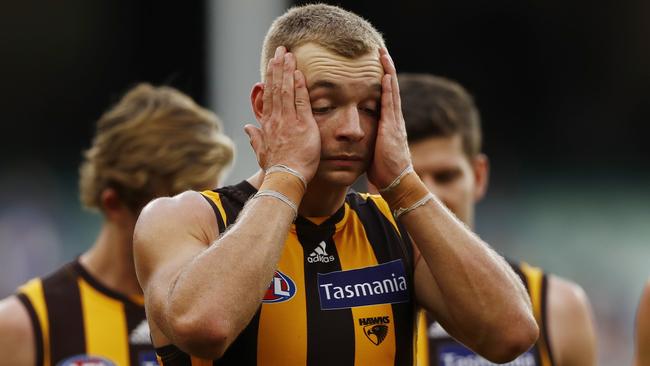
397, 73, 597, 366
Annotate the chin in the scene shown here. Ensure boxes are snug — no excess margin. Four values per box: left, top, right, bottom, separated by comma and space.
314, 169, 362, 188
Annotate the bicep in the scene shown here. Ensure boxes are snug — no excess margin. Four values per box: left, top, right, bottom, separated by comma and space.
133, 192, 218, 334
547, 276, 597, 366
0, 296, 35, 366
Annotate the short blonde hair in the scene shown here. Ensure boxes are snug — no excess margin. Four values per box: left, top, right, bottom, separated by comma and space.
79, 83, 234, 212
260, 3, 385, 79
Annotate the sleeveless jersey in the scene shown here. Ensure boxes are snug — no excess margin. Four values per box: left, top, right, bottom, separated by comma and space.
156, 181, 419, 366
417, 261, 554, 366
16, 260, 156, 366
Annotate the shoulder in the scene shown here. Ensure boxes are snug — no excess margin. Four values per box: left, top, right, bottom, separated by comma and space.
547, 275, 597, 366
136, 190, 217, 240
548, 275, 592, 315
134, 191, 218, 280
0, 295, 35, 365
635, 280, 650, 353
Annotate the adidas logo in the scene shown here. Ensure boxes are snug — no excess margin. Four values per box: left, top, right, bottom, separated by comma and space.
307, 241, 336, 264
428, 321, 450, 339
129, 320, 152, 345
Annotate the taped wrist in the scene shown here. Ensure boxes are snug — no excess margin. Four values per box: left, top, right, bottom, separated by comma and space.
258, 170, 305, 210
380, 172, 432, 219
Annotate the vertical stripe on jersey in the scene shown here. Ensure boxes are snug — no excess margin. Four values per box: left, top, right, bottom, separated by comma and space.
520, 263, 552, 366
78, 277, 129, 366
257, 234, 307, 365
334, 208, 397, 366
124, 302, 149, 366
42, 266, 85, 364
296, 213, 355, 366
201, 191, 227, 233
17, 279, 49, 366
353, 197, 415, 366
415, 311, 428, 366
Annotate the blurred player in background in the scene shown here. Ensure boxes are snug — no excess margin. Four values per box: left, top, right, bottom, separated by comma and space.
635, 280, 650, 366
396, 73, 597, 366
0, 83, 234, 366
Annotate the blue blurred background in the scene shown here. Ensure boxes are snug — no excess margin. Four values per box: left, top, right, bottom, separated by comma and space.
1, 1, 648, 364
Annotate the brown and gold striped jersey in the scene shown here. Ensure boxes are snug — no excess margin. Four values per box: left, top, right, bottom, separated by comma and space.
155, 181, 419, 366
16, 260, 157, 366
417, 261, 554, 366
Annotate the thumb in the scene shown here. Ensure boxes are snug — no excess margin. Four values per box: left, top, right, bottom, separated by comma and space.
244, 124, 263, 152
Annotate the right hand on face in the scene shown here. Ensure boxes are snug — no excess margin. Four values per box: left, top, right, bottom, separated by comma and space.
244, 46, 321, 183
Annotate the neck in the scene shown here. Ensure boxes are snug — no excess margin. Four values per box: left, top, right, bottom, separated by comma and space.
79, 219, 142, 297
299, 178, 348, 217
247, 170, 348, 218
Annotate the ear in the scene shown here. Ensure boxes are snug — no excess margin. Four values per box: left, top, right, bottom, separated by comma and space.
472, 154, 489, 202
251, 82, 265, 121
100, 187, 128, 220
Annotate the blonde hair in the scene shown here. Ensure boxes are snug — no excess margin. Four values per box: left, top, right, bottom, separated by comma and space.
79, 83, 234, 212
260, 3, 385, 79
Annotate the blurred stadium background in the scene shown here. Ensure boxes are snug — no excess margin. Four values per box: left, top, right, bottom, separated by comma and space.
1, 1, 648, 364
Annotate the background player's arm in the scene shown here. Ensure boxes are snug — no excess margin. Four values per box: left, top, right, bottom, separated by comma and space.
0, 296, 35, 366
635, 280, 650, 366
369, 49, 537, 363
547, 275, 597, 366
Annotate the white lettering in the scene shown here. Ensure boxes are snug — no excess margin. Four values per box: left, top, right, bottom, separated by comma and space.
320, 283, 333, 299
441, 352, 535, 366
273, 277, 290, 296
354, 283, 373, 297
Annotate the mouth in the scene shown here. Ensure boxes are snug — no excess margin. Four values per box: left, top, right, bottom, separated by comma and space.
322, 154, 364, 161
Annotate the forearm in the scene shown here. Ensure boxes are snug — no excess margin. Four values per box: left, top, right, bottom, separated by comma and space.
404, 198, 530, 328
382, 172, 536, 359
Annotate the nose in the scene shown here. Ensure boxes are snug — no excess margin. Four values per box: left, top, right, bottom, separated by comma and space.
335, 106, 365, 142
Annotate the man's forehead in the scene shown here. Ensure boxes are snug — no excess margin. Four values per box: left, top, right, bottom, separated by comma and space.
292, 43, 384, 88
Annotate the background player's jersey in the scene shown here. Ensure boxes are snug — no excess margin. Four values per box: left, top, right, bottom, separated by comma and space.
16, 260, 156, 366
417, 261, 554, 366
155, 181, 419, 366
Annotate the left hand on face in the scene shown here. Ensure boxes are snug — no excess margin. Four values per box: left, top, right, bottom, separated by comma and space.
366, 48, 412, 189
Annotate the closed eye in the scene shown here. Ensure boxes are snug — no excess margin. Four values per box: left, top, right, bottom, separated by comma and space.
312, 106, 335, 114
434, 169, 462, 184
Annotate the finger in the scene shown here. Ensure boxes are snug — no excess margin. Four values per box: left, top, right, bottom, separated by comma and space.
294, 70, 313, 121
262, 58, 275, 119
244, 124, 266, 165
380, 49, 402, 122
271, 46, 286, 119
281, 53, 296, 116
380, 73, 396, 123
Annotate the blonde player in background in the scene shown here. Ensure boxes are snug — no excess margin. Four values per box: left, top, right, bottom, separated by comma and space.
0, 83, 234, 366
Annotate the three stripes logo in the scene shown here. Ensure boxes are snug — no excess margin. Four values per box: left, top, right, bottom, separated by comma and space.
359, 316, 390, 346
307, 241, 336, 264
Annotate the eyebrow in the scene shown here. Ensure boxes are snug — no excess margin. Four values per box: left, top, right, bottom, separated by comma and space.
308, 80, 340, 91
308, 80, 382, 94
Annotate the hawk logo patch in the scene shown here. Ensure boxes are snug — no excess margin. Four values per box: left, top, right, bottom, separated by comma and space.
359, 316, 390, 346
364, 324, 389, 346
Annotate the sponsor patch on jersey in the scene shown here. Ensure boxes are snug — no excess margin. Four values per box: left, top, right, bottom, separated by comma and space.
138, 351, 158, 366
57, 355, 115, 366
438, 343, 537, 366
262, 270, 296, 303
317, 259, 409, 310
359, 316, 390, 346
